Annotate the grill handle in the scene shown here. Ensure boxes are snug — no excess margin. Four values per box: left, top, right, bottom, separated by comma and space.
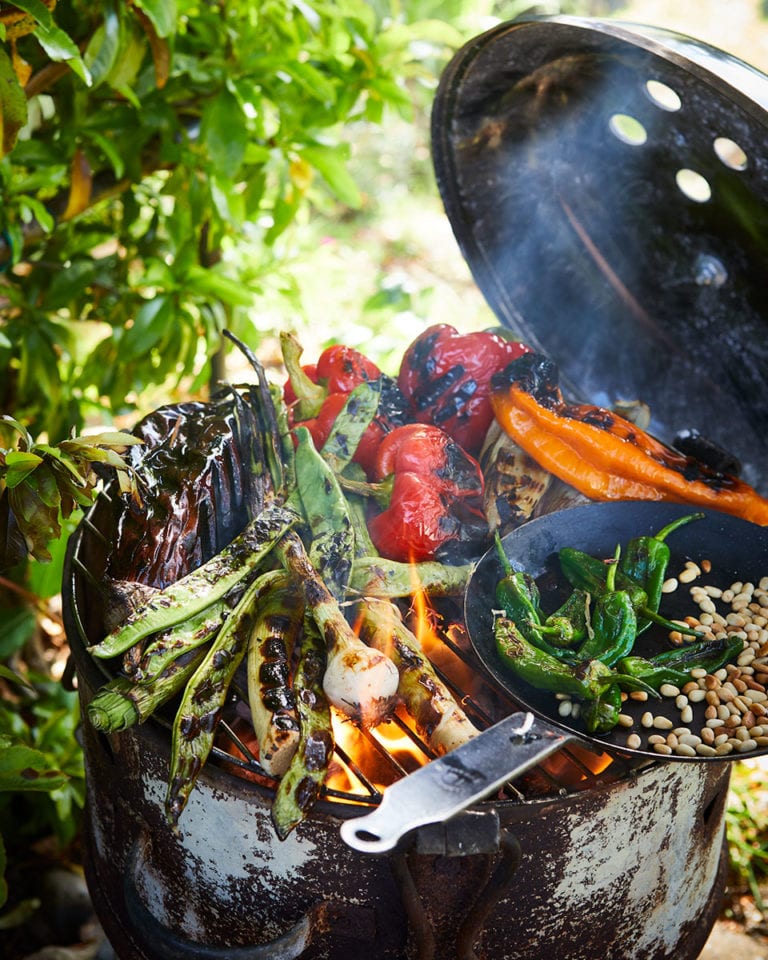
340, 712, 570, 854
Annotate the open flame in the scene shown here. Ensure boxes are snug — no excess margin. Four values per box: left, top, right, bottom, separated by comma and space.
223, 562, 617, 800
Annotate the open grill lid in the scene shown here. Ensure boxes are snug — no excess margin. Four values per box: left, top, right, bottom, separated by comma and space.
431, 16, 768, 493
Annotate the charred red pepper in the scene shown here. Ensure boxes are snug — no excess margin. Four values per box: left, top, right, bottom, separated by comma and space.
366, 423, 489, 564
281, 333, 408, 477
284, 343, 381, 405
398, 323, 531, 455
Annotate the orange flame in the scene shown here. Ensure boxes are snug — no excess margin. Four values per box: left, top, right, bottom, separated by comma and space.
223, 558, 617, 799
327, 708, 427, 794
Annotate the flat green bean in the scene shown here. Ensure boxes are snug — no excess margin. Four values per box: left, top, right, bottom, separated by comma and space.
293, 426, 353, 602
165, 569, 285, 826
89, 503, 298, 660
270, 617, 333, 840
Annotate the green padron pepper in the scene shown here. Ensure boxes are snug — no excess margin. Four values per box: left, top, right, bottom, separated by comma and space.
618, 635, 744, 691
619, 512, 705, 631
576, 546, 637, 667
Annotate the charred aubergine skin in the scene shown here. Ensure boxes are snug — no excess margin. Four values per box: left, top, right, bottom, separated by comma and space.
110, 382, 278, 588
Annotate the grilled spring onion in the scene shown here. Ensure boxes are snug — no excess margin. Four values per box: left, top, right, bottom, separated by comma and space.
87, 646, 208, 733
275, 530, 399, 727
356, 599, 480, 755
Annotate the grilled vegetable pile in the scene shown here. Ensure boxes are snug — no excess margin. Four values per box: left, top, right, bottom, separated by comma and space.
86, 331, 503, 839
85, 325, 768, 838
492, 513, 746, 735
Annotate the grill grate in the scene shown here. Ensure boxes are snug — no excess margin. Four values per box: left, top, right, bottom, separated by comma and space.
66, 487, 651, 808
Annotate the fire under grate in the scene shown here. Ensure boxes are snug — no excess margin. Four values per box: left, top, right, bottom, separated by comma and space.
66, 486, 654, 810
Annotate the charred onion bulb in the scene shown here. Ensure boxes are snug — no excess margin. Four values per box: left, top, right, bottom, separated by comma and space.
275, 530, 399, 726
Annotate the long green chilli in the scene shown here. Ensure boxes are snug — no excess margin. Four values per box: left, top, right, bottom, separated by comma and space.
349, 556, 473, 598
89, 503, 299, 659
165, 569, 286, 827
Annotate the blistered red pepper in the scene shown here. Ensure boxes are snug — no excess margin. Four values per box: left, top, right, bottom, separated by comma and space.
397, 323, 531, 455
284, 344, 382, 405
283, 341, 408, 477
367, 423, 489, 564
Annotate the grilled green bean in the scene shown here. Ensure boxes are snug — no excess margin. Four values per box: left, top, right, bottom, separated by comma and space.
293, 425, 353, 602
271, 617, 333, 840
89, 503, 299, 660
319, 379, 381, 476
131, 598, 234, 684
247, 583, 303, 777
344, 465, 379, 559
165, 569, 284, 826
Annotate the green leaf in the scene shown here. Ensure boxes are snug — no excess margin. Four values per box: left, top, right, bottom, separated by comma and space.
201, 87, 247, 180
26, 513, 79, 598
301, 145, 361, 208
84, 8, 122, 88
104, 21, 146, 91
0, 418, 32, 449
281, 62, 337, 106
18, 196, 54, 234
120, 295, 174, 359
3, 452, 42, 489
4, 0, 54, 29
133, 0, 177, 39
84, 129, 125, 179
0, 609, 36, 660
34, 22, 93, 86
6, 478, 60, 562
64, 431, 141, 450
184, 266, 256, 307
0, 744, 70, 793
0, 47, 28, 156
0, 662, 35, 691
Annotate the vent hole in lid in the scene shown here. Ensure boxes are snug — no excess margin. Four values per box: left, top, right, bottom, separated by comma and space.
608, 113, 647, 145
676, 168, 712, 203
713, 136, 748, 170
645, 79, 682, 111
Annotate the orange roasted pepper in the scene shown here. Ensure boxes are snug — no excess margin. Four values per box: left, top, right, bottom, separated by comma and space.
490, 354, 768, 526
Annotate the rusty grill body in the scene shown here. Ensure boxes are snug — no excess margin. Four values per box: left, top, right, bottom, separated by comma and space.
60, 14, 768, 960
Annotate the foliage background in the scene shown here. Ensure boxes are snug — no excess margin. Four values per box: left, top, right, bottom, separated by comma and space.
1, 0, 768, 953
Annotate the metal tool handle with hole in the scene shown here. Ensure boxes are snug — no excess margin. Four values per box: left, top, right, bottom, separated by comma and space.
340, 713, 569, 853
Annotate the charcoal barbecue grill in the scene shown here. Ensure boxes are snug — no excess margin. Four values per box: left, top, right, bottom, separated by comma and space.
65, 483, 730, 960
61, 14, 768, 960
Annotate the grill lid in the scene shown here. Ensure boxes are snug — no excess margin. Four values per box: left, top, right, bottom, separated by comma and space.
431, 16, 768, 492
